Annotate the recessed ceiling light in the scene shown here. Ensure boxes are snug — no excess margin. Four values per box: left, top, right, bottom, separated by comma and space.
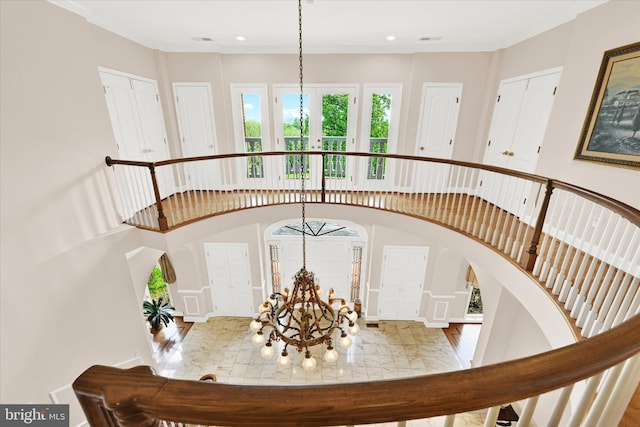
236, 35, 246, 41
385, 35, 396, 41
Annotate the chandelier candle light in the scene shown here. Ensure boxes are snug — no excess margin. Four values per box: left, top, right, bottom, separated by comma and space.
249, 0, 359, 371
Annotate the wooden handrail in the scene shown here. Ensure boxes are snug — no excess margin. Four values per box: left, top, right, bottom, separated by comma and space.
75, 313, 640, 426
105, 155, 153, 168
106, 151, 549, 184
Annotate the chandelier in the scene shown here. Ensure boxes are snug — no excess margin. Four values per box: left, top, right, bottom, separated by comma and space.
248, 0, 359, 371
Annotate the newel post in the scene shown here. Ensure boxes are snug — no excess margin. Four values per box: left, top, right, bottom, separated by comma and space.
149, 165, 169, 232
521, 179, 554, 272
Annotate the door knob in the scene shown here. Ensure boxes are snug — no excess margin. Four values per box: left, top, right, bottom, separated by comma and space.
501, 150, 510, 156
420, 146, 425, 151
508, 151, 515, 157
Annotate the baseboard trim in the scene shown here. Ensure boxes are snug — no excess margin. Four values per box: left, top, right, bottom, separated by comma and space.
423, 320, 449, 328
183, 315, 210, 322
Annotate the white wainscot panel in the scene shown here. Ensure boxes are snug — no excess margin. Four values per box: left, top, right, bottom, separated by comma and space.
50, 384, 87, 427
433, 301, 449, 321
448, 290, 475, 322
422, 290, 454, 327
50, 356, 145, 427
184, 296, 201, 316
177, 287, 210, 321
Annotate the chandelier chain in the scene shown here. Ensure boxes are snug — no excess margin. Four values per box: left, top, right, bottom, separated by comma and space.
248, 0, 359, 371
298, 0, 306, 269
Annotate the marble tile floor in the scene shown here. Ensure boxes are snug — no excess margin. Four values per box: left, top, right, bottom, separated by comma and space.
157, 317, 486, 427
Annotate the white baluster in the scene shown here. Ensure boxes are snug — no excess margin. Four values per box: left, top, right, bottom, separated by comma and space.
582, 363, 624, 427
547, 385, 574, 427
518, 395, 539, 426
567, 372, 604, 427
443, 413, 456, 427
612, 277, 640, 327
483, 406, 500, 427
596, 354, 640, 427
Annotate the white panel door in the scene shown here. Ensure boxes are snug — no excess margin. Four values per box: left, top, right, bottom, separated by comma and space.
100, 71, 145, 160
280, 239, 351, 301
416, 84, 462, 159
130, 78, 174, 198
480, 79, 528, 212
508, 71, 561, 173
100, 69, 174, 206
131, 79, 170, 161
307, 240, 351, 300
101, 71, 156, 214
483, 79, 527, 168
481, 69, 561, 216
484, 70, 561, 171
205, 243, 253, 317
379, 246, 428, 320
174, 83, 218, 189
281, 239, 303, 290
415, 84, 463, 193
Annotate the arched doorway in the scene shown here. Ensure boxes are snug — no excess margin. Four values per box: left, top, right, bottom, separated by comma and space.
465, 265, 484, 321
145, 263, 173, 306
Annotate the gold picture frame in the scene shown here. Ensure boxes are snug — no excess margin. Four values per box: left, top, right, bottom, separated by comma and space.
575, 41, 640, 169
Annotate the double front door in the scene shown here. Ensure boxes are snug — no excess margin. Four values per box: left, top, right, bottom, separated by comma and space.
280, 238, 352, 301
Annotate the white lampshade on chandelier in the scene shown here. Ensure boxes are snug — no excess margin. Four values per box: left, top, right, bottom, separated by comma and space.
248, 0, 358, 371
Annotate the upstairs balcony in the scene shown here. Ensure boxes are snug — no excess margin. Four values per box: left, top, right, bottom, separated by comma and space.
75, 151, 640, 426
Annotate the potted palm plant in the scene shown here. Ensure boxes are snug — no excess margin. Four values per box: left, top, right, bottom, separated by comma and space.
143, 297, 175, 333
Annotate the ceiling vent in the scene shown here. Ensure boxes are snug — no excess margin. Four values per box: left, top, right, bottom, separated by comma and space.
420, 36, 442, 41
192, 37, 214, 42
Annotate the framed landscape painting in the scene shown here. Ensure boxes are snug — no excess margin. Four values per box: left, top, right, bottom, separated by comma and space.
575, 41, 640, 169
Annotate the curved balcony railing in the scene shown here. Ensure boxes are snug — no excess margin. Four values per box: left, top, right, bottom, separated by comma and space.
75, 152, 640, 426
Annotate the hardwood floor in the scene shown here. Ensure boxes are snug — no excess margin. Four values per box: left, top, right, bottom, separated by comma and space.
442, 323, 482, 370
148, 316, 193, 367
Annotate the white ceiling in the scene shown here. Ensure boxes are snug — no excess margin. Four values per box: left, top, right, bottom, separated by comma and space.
50, 0, 608, 54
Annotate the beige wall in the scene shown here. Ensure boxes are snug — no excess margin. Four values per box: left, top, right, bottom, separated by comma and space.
498, 20, 573, 80
498, 0, 640, 209
159, 51, 495, 162
0, 0, 158, 411
1, 0, 637, 415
